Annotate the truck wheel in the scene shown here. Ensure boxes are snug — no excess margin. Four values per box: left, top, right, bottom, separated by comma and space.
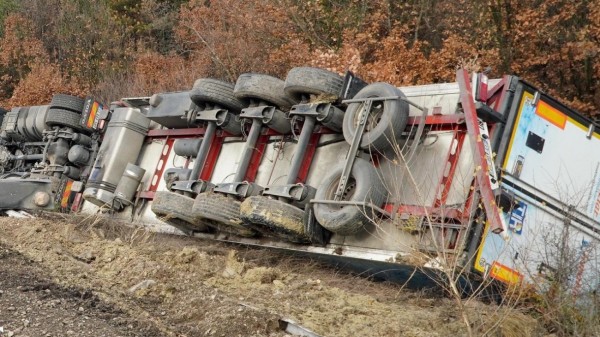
234, 73, 296, 110
45, 108, 92, 134
313, 157, 386, 235
151, 191, 209, 234
240, 196, 310, 243
342, 82, 409, 152
192, 192, 256, 237
190, 78, 245, 113
50, 94, 85, 114
284, 67, 344, 101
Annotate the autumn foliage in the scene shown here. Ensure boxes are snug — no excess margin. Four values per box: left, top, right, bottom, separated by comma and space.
0, 0, 599, 117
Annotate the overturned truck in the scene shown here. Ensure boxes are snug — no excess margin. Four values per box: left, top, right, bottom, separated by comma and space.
1, 67, 599, 294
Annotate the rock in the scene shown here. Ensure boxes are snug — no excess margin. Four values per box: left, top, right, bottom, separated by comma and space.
128, 279, 157, 293
222, 251, 244, 278
77, 251, 95, 264
174, 247, 200, 264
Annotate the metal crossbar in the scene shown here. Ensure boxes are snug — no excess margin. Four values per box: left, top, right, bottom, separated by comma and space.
334, 99, 372, 201
342, 96, 427, 112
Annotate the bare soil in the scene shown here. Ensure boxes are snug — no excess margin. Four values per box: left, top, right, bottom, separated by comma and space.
0, 214, 545, 337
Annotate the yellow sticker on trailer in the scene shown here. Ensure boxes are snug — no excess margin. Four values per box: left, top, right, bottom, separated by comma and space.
536, 100, 566, 130
490, 261, 522, 284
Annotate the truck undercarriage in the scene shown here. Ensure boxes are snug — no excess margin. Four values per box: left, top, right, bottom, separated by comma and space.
1, 67, 598, 295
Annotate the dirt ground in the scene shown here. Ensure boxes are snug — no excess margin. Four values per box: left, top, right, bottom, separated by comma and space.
0, 213, 546, 337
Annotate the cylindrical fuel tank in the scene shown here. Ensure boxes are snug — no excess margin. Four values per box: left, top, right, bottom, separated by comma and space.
24, 105, 50, 141
113, 163, 146, 209
0, 106, 50, 141
83, 107, 150, 207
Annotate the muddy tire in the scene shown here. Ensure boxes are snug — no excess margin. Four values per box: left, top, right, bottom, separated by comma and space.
234, 73, 296, 110
313, 157, 386, 235
342, 82, 409, 152
284, 67, 344, 101
190, 79, 245, 113
50, 94, 85, 113
151, 191, 209, 234
240, 196, 309, 243
192, 192, 256, 237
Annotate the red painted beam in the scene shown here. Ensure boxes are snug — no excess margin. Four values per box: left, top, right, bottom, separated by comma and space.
147, 127, 206, 138
296, 133, 321, 183
486, 76, 511, 112
406, 113, 465, 127
244, 134, 270, 182
199, 135, 224, 181
434, 129, 467, 207
147, 138, 175, 194
383, 203, 464, 220
456, 69, 506, 234
138, 191, 156, 199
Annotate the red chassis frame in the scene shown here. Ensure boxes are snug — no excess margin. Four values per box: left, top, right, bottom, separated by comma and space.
138, 125, 332, 200
382, 71, 512, 250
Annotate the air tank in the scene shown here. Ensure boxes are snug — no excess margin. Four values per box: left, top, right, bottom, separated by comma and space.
113, 163, 146, 209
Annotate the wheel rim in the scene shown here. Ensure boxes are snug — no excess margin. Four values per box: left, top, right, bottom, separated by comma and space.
326, 176, 356, 210
352, 97, 384, 133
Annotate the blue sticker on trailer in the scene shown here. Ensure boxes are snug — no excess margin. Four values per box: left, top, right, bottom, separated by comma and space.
508, 201, 527, 235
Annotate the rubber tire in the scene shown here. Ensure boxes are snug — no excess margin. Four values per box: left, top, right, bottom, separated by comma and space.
50, 94, 85, 113
192, 192, 256, 237
45, 108, 92, 134
240, 196, 309, 243
313, 157, 386, 235
234, 73, 296, 110
151, 191, 209, 234
190, 78, 245, 113
284, 67, 344, 101
342, 82, 409, 152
